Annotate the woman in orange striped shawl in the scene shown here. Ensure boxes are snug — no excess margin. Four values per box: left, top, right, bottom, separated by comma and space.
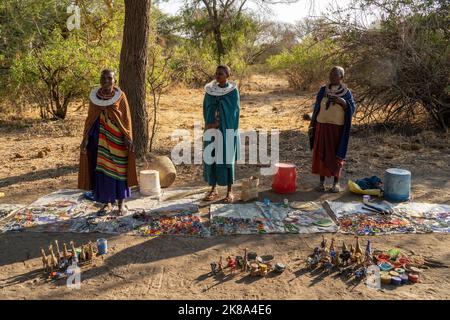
78, 69, 138, 215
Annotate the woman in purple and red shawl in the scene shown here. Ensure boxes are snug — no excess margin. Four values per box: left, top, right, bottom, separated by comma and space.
78, 69, 138, 215
309, 66, 356, 193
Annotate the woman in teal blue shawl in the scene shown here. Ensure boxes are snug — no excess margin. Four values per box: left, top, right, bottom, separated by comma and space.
203, 65, 240, 203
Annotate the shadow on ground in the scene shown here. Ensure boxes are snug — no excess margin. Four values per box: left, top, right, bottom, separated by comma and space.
0, 165, 78, 188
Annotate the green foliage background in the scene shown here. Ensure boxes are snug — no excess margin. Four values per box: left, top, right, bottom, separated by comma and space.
0, 0, 448, 128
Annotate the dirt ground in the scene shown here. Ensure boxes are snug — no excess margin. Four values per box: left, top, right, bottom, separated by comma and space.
0, 74, 449, 300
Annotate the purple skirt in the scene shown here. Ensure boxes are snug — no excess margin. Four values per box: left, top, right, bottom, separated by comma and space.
87, 118, 131, 204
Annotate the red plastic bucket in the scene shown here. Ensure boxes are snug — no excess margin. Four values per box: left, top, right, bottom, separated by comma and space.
271, 163, 297, 194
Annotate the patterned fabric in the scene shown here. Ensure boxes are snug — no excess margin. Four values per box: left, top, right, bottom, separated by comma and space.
96, 112, 128, 181
78, 89, 138, 190
87, 118, 131, 204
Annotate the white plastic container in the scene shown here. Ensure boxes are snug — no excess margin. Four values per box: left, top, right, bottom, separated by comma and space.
139, 170, 161, 198
363, 195, 371, 204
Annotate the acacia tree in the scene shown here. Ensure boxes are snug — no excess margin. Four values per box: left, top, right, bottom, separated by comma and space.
186, 0, 298, 63
3, 0, 122, 119
119, 0, 152, 158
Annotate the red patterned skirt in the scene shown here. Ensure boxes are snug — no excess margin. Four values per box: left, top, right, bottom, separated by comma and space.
312, 122, 344, 178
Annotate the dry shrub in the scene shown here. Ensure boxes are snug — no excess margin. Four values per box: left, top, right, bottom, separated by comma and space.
318, 0, 450, 130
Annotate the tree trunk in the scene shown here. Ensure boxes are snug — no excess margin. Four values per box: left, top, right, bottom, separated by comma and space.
211, 0, 224, 63
119, 0, 152, 158
213, 24, 225, 63
203, 0, 225, 63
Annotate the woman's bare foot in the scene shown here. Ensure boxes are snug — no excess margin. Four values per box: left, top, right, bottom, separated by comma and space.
117, 201, 128, 216
223, 191, 234, 203
316, 183, 326, 192
98, 203, 113, 216
330, 184, 341, 193
204, 189, 219, 201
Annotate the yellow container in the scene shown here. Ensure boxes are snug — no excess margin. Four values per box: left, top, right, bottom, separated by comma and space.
348, 180, 382, 197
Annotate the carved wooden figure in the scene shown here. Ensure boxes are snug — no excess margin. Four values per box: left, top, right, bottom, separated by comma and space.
41, 248, 49, 271
49, 244, 58, 269
63, 243, 70, 260
54, 240, 61, 261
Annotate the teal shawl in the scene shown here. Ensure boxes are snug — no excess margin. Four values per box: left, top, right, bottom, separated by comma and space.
203, 81, 240, 186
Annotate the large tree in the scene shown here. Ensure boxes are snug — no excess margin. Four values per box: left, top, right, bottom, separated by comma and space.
186, 0, 298, 63
119, 0, 152, 158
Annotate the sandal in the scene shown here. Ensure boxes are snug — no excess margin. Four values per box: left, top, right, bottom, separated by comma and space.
97, 204, 114, 216
315, 184, 326, 192
330, 184, 341, 193
204, 190, 219, 201
223, 192, 234, 204
117, 204, 129, 216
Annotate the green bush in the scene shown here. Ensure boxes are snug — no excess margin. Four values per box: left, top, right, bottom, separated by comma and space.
10, 28, 119, 119
2, 0, 123, 119
173, 7, 266, 86
267, 37, 343, 91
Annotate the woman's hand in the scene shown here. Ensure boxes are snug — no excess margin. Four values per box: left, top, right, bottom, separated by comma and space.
206, 122, 220, 130
329, 96, 347, 108
80, 139, 89, 154
125, 139, 134, 153
336, 158, 345, 168
336, 97, 347, 109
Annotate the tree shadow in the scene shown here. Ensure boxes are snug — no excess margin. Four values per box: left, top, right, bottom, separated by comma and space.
0, 232, 113, 267
0, 268, 45, 289
351, 122, 424, 137
0, 118, 47, 136
0, 165, 79, 188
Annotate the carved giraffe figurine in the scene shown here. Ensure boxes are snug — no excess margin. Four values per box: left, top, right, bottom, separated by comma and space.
218, 256, 223, 272
79, 245, 86, 262
320, 235, 327, 250
354, 237, 363, 265
49, 244, 58, 269
41, 248, 49, 271
88, 242, 95, 261
349, 244, 356, 262
340, 241, 351, 266
329, 237, 336, 253
63, 243, 70, 260
54, 240, 61, 262
243, 248, 248, 272
355, 237, 363, 255
70, 241, 78, 262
